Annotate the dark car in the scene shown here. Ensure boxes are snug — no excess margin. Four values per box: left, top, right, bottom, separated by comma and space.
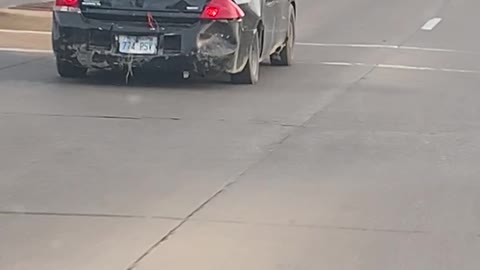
52, 0, 296, 84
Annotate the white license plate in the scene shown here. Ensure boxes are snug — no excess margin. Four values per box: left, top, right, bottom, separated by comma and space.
118, 35, 158, 55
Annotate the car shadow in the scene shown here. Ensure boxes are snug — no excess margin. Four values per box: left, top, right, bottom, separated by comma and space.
56, 68, 243, 91
1, 55, 281, 90
56, 59, 278, 90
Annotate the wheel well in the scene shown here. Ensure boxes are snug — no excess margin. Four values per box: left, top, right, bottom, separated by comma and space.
290, 0, 296, 15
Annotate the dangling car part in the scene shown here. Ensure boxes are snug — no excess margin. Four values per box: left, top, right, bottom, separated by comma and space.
52, 0, 296, 84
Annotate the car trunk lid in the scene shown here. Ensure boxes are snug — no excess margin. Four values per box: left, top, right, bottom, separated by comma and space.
81, 0, 207, 12
80, 0, 208, 24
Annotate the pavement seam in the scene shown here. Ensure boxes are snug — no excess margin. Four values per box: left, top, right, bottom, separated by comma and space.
188, 218, 428, 235
2, 211, 478, 237
0, 111, 145, 120
298, 67, 376, 129
188, 218, 480, 238
125, 67, 377, 270
126, 152, 280, 270
0, 210, 183, 221
0, 55, 47, 72
0, 111, 303, 128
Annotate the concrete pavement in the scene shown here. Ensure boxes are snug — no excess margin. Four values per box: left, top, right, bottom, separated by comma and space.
1, 0, 479, 269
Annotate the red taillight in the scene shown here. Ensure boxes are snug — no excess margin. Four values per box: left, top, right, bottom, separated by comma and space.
55, 0, 79, 7
204, 7, 219, 18
55, 0, 80, 12
54, 0, 80, 12
200, 0, 245, 20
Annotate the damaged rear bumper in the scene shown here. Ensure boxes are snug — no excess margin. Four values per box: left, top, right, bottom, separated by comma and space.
52, 11, 252, 74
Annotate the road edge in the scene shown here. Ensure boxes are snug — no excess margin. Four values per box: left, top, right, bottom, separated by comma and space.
0, 8, 51, 18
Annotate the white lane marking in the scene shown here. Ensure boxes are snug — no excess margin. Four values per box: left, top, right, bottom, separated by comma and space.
0, 47, 52, 54
319, 62, 355, 66
297, 42, 399, 50
378, 63, 479, 74
0, 29, 51, 35
313, 62, 370, 68
399, 45, 474, 54
421, 17, 443, 31
295, 42, 477, 55
306, 61, 480, 74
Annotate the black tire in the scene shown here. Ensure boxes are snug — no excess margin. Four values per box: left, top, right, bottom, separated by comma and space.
56, 59, 87, 78
231, 32, 260, 85
270, 5, 296, 66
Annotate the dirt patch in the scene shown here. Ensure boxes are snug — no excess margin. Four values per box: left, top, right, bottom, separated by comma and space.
0, 11, 51, 31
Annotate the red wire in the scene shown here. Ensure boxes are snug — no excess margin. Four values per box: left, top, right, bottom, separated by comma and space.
147, 12, 154, 29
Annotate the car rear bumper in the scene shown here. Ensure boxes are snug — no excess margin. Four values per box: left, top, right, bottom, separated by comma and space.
52, 11, 252, 74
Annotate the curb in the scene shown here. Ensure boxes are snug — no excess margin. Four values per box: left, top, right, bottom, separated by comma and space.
0, 8, 51, 32
0, 2, 53, 51
0, 8, 51, 18
8, 0, 53, 11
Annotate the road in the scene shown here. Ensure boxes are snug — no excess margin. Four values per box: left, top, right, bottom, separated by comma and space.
1, 0, 480, 269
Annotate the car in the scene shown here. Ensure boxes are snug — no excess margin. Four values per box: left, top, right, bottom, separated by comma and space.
52, 0, 296, 84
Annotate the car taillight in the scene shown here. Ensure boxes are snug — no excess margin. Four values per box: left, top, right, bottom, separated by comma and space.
200, 0, 245, 20
54, 0, 80, 12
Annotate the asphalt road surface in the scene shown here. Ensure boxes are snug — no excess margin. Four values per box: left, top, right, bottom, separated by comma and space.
1, 0, 480, 269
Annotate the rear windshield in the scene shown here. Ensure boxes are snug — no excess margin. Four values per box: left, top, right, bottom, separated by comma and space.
81, 0, 208, 12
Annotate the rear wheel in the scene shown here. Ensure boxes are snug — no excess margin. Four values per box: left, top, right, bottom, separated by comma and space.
56, 59, 87, 78
270, 5, 296, 66
231, 33, 260, 85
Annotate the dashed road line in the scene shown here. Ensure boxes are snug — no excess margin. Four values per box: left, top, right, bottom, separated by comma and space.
297, 42, 399, 50
296, 42, 478, 55
421, 17, 443, 31
300, 61, 480, 75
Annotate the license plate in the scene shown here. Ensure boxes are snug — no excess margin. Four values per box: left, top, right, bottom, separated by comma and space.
118, 35, 158, 55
